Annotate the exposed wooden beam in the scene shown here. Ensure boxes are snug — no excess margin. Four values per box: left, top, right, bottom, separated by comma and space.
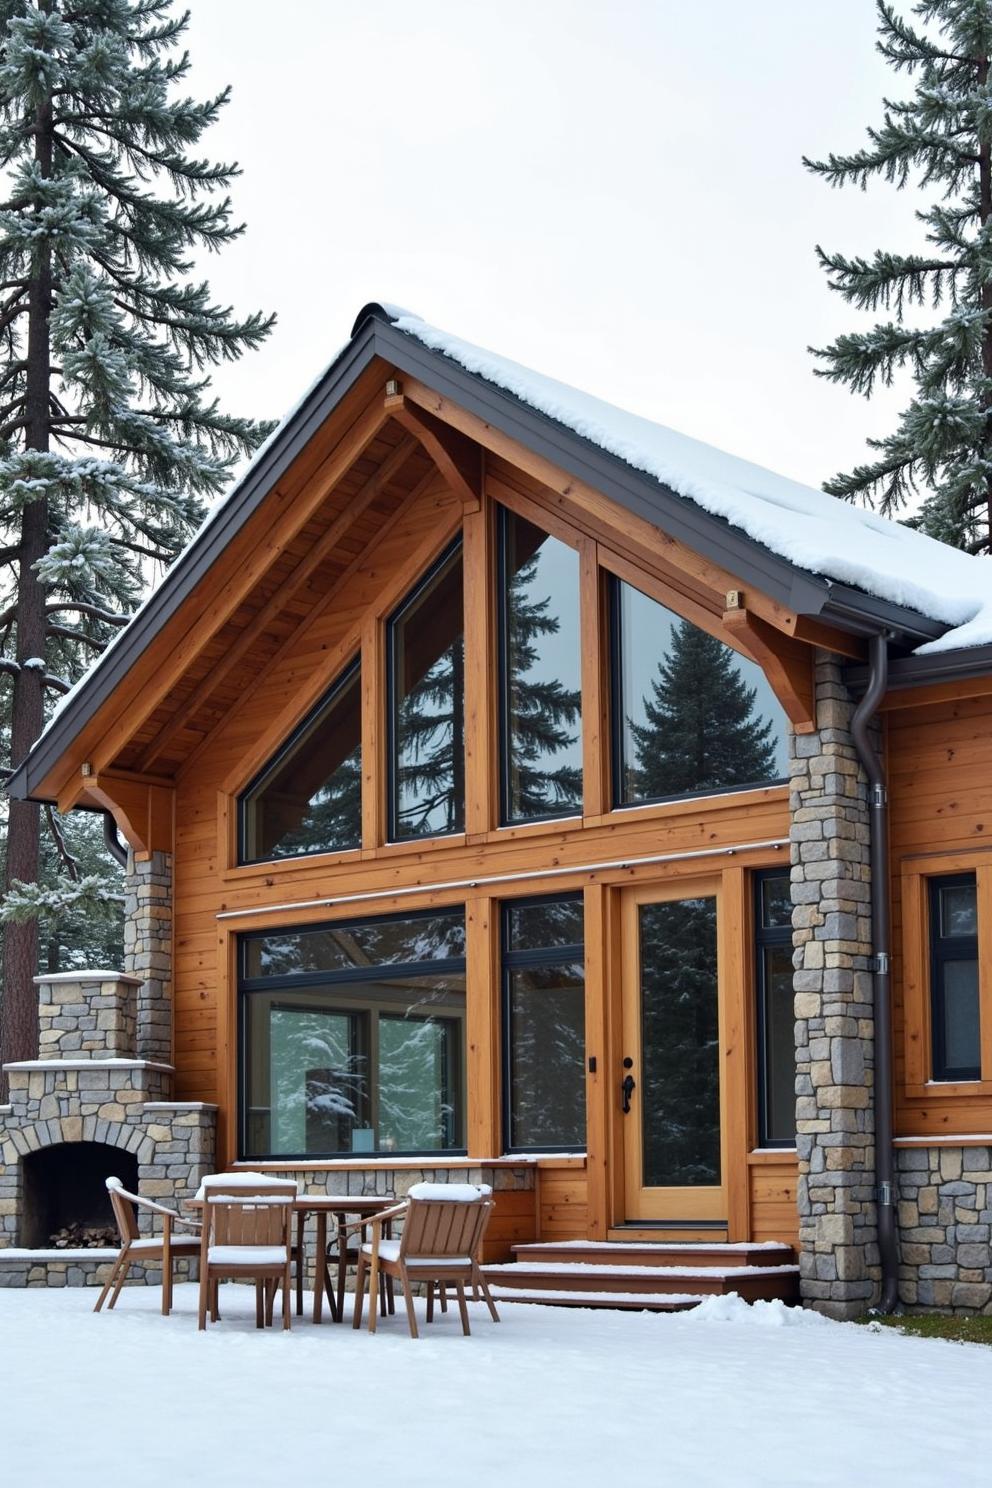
87, 396, 395, 780
723, 600, 817, 734
178, 465, 453, 783
136, 434, 420, 773
388, 394, 482, 509
399, 376, 803, 635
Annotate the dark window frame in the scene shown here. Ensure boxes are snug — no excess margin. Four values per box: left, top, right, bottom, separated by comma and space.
496, 504, 583, 828
754, 869, 796, 1150
929, 871, 981, 1082
238, 905, 468, 1161
236, 655, 361, 867
500, 891, 586, 1155
608, 574, 788, 812
385, 537, 465, 844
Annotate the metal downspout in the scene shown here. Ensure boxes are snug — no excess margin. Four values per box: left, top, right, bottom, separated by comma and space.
102, 810, 128, 869
850, 632, 899, 1313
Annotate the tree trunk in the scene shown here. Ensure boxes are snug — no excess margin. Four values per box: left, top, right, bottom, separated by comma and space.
0, 93, 54, 1091
979, 55, 992, 551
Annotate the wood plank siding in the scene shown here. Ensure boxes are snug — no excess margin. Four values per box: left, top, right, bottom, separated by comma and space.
888, 691, 992, 1138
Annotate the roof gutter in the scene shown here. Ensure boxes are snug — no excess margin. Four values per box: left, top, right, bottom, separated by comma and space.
850, 632, 899, 1314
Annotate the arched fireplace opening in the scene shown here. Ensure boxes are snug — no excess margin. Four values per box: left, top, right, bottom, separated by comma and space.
20, 1142, 139, 1249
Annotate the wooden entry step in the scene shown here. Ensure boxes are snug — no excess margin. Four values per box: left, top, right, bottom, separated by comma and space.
482, 1259, 800, 1306
483, 1240, 800, 1311
486, 1288, 704, 1313
512, 1240, 796, 1270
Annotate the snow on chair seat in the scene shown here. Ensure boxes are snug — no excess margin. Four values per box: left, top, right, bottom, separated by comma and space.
207, 1245, 290, 1266
407, 1182, 492, 1202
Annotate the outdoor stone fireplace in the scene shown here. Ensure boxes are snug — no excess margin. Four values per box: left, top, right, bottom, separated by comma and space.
0, 852, 217, 1288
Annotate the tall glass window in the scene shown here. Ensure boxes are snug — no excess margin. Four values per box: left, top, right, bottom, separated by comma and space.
610, 577, 788, 807
755, 871, 796, 1147
638, 895, 720, 1186
239, 659, 361, 863
930, 873, 981, 1081
387, 542, 465, 840
240, 908, 466, 1158
498, 507, 582, 824
502, 895, 585, 1151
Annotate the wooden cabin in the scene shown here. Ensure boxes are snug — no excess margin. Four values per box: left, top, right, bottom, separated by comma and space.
6, 302, 992, 1317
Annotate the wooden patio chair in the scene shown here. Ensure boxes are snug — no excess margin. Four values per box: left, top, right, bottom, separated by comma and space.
352, 1182, 500, 1339
94, 1176, 202, 1316
197, 1176, 297, 1332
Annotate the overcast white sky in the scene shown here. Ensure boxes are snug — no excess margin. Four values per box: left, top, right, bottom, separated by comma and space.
183, 0, 923, 496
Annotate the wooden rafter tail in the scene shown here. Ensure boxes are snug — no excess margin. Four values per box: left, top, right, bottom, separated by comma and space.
387, 392, 483, 509
136, 432, 422, 774
722, 600, 816, 735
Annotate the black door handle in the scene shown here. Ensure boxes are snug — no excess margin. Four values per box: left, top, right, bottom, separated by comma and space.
621, 1073, 636, 1114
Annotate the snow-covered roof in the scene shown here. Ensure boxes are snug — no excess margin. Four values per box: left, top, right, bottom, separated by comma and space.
387, 309, 991, 656
9, 301, 992, 804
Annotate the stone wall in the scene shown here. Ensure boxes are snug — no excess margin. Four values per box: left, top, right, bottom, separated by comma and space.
36, 971, 141, 1060
790, 653, 880, 1319
124, 850, 173, 1065
895, 1146, 992, 1314
0, 1080, 217, 1247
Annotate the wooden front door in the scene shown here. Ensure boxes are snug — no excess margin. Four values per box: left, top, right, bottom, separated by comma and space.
620, 880, 728, 1224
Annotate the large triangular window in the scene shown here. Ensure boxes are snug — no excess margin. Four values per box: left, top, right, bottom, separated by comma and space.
239, 658, 362, 863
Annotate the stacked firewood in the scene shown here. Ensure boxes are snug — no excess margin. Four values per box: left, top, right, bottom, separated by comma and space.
49, 1223, 118, 1249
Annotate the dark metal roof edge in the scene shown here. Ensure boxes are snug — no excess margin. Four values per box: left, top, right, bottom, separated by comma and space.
847, 640, 992, 695
7, 328, 383, 801
367, 316, 947, 648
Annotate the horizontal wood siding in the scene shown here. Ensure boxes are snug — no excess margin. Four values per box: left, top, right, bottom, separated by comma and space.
748, 1156, 798, 1247
483, 1188, 538, 1263
539, 1167, 589, 1242
889, 693, 992, 1137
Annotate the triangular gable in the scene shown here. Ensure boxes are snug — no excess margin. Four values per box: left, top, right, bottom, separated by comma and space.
9, 300, 989, 805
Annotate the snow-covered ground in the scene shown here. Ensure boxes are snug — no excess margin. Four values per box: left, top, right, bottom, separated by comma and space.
1, 1286, 989, 1487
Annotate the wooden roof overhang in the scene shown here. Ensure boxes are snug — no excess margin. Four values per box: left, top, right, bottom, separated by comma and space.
7, 303, 967, 843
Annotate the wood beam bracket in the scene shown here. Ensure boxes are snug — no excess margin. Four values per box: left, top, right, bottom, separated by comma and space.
386, 392, 482, 509
62, 771, 174, 857
723, 597, 816, 735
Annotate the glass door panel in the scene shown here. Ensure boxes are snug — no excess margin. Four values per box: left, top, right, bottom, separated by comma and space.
622, 882, 726, 1222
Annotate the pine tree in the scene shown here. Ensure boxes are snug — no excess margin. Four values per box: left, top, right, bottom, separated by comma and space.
1, 802, 124, 969
393, 563, 465, 838
0, 2, 274, 1077
806, 0, 992, 552
629, 621, 777, 799
505, 552, 581, 818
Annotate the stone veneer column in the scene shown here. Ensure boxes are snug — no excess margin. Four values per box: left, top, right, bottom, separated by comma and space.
123, 851, 173, 1065
790, 653, 880, 1319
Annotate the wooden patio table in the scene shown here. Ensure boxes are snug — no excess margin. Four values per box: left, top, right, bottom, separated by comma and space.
186, 1191, 396, 1325
294, 1193, 396, 1325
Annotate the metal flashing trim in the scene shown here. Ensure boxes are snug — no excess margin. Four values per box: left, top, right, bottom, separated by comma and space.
847, 640, 992, 694
215, 835, 789, 922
